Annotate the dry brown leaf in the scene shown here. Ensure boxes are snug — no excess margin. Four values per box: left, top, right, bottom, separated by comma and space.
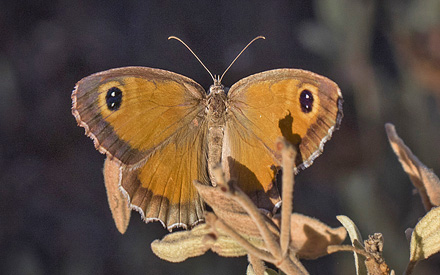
103, 157, 131, 234
195, 180, 346, 260
272, 213, 347, 259
194, 180, 277, 237
211, 227, 267, 258
151, 223, 213, 262
151, 222, 266, 262
409, 206, 440, 263
420, 166, 440, 207
385, 123, 440, 210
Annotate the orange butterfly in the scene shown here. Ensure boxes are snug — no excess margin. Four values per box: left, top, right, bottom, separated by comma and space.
72, 36, 343, 230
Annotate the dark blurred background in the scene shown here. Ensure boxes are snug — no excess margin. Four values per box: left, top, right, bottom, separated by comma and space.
1, 0, 440, 274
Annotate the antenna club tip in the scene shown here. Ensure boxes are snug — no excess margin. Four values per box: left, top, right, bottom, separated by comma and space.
168, 36, 175, 40
259, 36, 266, 40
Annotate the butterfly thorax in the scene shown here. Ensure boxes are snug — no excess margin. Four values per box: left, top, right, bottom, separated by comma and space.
207, 84, 227, 119
206, 84, 228, 186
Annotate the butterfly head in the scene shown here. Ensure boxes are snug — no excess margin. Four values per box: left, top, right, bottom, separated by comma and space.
209, 75, 225, 95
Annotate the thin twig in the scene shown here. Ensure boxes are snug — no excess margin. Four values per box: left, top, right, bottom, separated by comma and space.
248, 254, 267, 275
216, 213, 307, 275
327, 245, 371, 258
211, 165, 282, 259
277, 257, 309, 275
404, 260, 418, 275
228, 181, 282, 259
210, 164, 307, 275
280, 141, 297, 256
288, 253, 310, 275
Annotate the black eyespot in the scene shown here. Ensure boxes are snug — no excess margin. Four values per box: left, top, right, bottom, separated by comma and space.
106, 87, 122, 111
299, 89, 313, 113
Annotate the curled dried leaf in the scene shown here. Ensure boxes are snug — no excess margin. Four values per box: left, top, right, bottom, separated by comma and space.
194, 180, 278, 237
151, 223, 213, 262
205, 212, 273, 261
420, 166, 440, 207
385, 123, 440, 210
103, 158, 131, 234
211, 228, 266, 258
193, 180, 246, 215
151, 221, 267, 262
271, 213, 346, 259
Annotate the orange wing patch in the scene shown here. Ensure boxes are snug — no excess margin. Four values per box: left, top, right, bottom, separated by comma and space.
73, 67, 207, 166
97, 77, 204, 153
228, 78, 322, 148
223, 69, 342, 209
122, 118, 209, 229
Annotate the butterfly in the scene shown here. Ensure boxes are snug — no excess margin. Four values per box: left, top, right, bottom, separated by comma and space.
71, 36, 343, 230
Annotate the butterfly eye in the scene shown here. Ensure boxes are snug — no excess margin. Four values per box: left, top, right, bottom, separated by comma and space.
299, 89, 313, 113
106, 87, 123, 111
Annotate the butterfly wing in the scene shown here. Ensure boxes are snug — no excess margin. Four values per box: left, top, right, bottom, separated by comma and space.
103, 157, 131, 234
72, 67, 208, 229
223, 69, 342, 207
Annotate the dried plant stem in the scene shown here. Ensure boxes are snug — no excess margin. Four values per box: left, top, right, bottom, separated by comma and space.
211, 214, 275, 262
280, 143, 296, 256
327, 245, 371, 258
210, 166, 282, 258
278, 256, 309, 275
229, 182, 282, 259
288, 254, 310, 275
404, 260, 417, 275
210, 153, 309, 274
248, 254, 267, 275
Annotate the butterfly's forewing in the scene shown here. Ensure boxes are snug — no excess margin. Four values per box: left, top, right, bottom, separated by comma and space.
224, 69, 342, 204
72, 67, 209, 229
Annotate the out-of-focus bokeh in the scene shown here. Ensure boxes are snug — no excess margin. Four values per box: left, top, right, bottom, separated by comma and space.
1, 0, 440, 274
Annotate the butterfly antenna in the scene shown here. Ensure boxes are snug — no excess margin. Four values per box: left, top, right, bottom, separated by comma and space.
219, 36, 265, 83
168, 36, 216, 83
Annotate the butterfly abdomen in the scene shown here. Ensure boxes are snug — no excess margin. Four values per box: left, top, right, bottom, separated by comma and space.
206, 86, 228, 186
